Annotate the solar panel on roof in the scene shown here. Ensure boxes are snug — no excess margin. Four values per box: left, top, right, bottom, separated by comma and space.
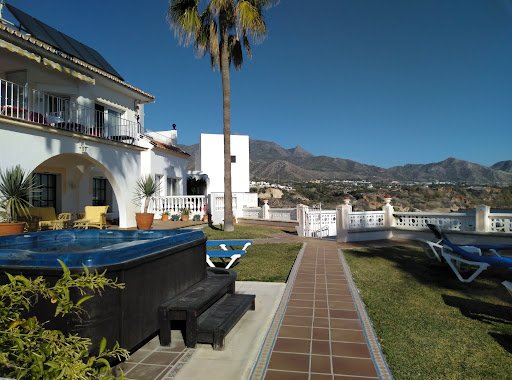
5, 3, 124, 80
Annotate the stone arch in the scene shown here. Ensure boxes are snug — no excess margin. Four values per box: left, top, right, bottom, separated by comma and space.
33, 153, 127, 226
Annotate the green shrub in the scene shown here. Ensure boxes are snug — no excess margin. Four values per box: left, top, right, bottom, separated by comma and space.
0, 260, 128, 379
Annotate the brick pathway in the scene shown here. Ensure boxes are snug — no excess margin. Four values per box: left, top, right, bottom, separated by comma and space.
249, 238, 394, 379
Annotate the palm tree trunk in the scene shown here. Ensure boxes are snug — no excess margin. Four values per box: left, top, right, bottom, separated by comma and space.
220, 10, 234, 231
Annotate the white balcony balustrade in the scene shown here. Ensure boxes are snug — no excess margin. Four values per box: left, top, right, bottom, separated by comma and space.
149, 196, 207, 218
1, 78, 140, 145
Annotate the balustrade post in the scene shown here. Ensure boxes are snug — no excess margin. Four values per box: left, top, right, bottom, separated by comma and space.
383, 196, 394, 228
262, 199, 270, 220
296, 204, 307, 236
336, 198, 352, 242
475, 205, 490, 232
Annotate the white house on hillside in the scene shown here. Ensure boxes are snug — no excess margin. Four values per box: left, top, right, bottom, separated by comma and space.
0, 3, 189, 228
195, 133, 257, 223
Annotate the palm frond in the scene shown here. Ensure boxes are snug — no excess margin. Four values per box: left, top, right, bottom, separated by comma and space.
167, 0, 201, 46
236, 0, 266, 42
209, 20, 220, 70
194, 7, 214, 58
251, 0, 280, 11
242, 30, 252, 59
210, 0, 234, 16
231, 36, 243, 71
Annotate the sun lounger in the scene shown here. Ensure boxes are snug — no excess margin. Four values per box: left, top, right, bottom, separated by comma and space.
206, 240, 252, 269
426, 224, 512, 283
416, 236, 444, 262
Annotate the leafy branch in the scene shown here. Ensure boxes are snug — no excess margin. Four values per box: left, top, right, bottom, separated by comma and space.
0, 261, 128, 380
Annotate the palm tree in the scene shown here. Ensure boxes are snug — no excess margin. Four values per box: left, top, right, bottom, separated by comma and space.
167, 0, 277, 231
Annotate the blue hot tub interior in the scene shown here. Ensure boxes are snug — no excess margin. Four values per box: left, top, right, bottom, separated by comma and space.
0, 229, 205, 269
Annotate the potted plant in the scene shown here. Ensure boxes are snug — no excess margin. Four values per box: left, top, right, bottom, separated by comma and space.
180, 208, 190, 222
161, 211, 170, 221
171, 214, 180, 221
202, 204, 210, 222
134, 175, 160, 230
0, 165, 37, 236
193, 214, 201, 222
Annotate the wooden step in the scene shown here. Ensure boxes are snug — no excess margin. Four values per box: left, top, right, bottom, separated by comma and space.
196, 293, 256, 350
158, 268, 236, 347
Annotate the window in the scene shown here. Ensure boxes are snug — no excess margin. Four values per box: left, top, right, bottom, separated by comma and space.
94, 104, 105, 135
167, 177, 180, 196
154, 175, 163, 196
32, 173, 57, 208
92, 178, 107, 206
95, 103, 123, 137
45, 94, 70, 122
231, 155, 236, 163
107, 109, 120, 134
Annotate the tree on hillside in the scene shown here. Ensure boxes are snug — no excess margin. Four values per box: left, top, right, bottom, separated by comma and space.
167, 0, 277, 231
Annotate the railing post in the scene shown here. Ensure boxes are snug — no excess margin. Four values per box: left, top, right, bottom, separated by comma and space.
383, 196, 394, 228
336, 198, 352, 242
296, 204, 307, 236
262, 199, 270, 219
475, 205, 490, 233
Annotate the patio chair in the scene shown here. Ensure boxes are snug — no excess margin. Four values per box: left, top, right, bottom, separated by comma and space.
426, 224, 512, 283
28, 207, 72, 230
206, 240, 252, 269
73, 206, 109, 229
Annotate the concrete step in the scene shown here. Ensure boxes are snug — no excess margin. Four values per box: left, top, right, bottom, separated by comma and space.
196, 293, 256, 350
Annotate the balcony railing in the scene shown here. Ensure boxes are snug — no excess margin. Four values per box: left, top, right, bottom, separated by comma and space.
0, 78, 141, 144
149, 196, 207, 217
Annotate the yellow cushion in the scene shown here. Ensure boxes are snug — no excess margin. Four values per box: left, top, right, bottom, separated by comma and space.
84, 206, 109, 222
29, 207, 57, 221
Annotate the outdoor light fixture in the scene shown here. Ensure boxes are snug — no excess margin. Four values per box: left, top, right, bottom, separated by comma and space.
78, 141, 88, 153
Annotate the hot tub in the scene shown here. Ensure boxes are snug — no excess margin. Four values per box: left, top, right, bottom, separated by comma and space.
0, 229, 207, 352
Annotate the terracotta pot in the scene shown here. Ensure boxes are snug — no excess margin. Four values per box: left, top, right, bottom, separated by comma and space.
136, 213, 154, 230
161, 214, 169, 222
0, 222, 26, 236
202, 215, 208, 222
181, 214, 189, 222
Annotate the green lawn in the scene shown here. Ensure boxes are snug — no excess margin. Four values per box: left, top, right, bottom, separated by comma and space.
201, 224, 287, 240
343, 246, 512, 380
212, 242, 302, 282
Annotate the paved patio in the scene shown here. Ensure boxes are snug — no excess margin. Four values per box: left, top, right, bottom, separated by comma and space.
113, 222, 408, 379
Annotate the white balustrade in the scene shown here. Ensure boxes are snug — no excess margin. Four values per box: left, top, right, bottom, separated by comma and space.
243, 207, 263, 219
348, 211, 385, 229
241, 206, 297, 221
488, 213, 512, 233
269, 208, 298, 221
393, 212, 475, 231
150, 196, 207, 217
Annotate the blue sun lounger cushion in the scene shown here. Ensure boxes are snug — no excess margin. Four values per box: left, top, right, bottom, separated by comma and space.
206, 240, 252, 269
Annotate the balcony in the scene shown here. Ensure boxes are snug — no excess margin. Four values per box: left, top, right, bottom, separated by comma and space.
0, 78, 141, 145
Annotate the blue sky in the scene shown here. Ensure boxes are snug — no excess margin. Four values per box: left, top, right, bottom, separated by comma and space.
4, 1, 511, 168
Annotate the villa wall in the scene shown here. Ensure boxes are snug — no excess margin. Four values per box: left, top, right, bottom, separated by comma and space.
144, 148, 188, 197
199, 133, 249, 194
0, 118, 144, 227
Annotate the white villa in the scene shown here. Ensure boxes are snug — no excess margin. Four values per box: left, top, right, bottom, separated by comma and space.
0, 3, 189, 228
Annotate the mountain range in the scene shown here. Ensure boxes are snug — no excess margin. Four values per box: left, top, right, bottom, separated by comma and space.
178, 139, 512, 185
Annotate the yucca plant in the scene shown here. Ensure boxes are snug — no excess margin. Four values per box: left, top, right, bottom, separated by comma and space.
0, 165, 37, 223
134, 175, 160, 213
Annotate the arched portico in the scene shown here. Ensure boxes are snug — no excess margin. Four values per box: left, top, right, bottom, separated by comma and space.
0, 120, 144, 227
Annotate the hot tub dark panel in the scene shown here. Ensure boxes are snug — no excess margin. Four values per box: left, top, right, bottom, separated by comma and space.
0, 229, 207, 353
